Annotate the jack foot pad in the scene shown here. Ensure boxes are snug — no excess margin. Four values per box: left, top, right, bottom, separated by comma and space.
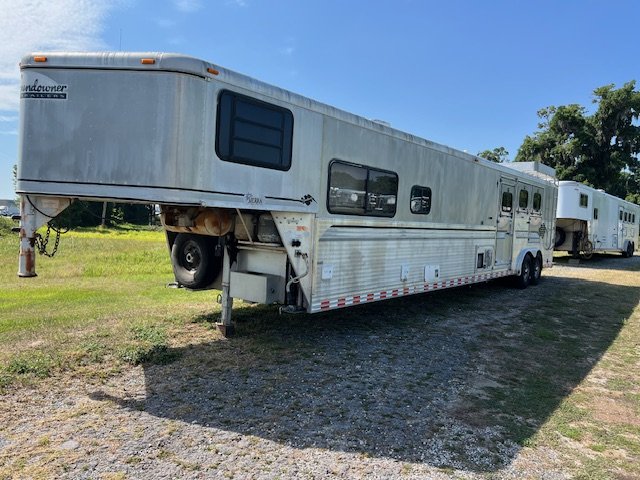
216, 323, 235, 337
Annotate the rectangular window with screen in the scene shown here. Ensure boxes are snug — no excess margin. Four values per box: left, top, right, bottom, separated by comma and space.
501, 191, 513, 213
533, 192, 542, 212
216, 90, 293, 170
518, 189, 529, 209
328, 161, 398, 217
579, 193, 588, 208
410, 185, 432, 214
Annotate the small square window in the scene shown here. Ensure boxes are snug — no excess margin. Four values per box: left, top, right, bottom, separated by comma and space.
579, 193, 588, 208
410, 186, 432, 214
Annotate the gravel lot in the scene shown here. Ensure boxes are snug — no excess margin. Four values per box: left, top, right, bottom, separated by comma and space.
1, 255, 638, 479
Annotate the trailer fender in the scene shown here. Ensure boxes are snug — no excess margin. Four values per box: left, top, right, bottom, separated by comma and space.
513, 248, 539, 276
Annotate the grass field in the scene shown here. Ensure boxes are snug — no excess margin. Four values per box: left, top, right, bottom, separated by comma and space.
1, 216, 639, 478
0, 218, 226, 388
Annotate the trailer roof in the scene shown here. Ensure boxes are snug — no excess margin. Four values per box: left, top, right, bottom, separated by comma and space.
559, 181, 640, 209
22, 51, 555, 187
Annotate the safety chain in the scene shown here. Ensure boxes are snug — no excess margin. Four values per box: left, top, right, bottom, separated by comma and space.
35, 223, 66, 257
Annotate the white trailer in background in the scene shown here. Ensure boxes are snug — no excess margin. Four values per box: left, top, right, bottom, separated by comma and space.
555, 181, 639, 258
16, 52, 558, 335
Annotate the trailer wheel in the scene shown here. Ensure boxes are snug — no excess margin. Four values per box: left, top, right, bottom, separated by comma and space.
554, 227, 566, 248
530, 254, 542, 285
516, 255, 532, 289
623, 242, 634, 258
171, 233, 220, 289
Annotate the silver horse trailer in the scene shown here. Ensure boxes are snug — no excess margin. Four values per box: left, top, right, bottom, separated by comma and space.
555, 181, 639, 258
16, 52, 558, 334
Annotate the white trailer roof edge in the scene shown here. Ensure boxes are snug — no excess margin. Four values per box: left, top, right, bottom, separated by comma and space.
558, 181, 639, 209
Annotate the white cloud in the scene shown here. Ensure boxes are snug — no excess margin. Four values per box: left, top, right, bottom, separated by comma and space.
0, 0, 123, 111
0, 115, 18, 122
0, 130, 18, 136
173, 0, 202, 12
225, 0, 247, 7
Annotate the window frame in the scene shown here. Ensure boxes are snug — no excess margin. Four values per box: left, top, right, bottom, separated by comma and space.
579, 193, 589, 208
501, 191, 513, 213
532, 191, 542, 212
327, 160, 398, 218
410, 185, 432, 215
215, 89, 294, 171
518, 188, 529, 211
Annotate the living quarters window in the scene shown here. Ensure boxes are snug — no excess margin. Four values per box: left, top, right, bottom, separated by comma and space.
518, 189, 529, 209
501, 192, 513, 213
328, 161, 398, 217
410, 186, 432, 214
533, 192, 542, 212
593, 208, 598, 220
216, 90, 294, 170
579, 193, 588, 208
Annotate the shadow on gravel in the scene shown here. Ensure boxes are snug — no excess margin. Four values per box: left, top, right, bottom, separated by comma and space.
90, 262, 640, 472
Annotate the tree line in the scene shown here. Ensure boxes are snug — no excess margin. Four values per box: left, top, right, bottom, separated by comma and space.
479, 81, 640, 205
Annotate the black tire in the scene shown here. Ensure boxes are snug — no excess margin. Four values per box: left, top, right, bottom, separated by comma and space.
516, 255, 532, 289
530, 254, 542, 285
554, 227, 566, 248
623, 242, 633, 258
170, 233, 221, 289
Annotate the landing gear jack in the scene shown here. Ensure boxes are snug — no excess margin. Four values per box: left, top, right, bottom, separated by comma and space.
216, 245, 235, 337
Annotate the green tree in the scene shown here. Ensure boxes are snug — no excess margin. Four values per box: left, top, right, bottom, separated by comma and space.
478, 147, 509, 163
516, 81, 640, 201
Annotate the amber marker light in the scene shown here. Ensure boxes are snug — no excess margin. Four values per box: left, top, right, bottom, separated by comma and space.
207, 67, 220, 75
33, 56, 47, 63
140, 58, 156, 65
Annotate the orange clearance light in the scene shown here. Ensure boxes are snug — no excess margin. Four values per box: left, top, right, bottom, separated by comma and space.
34, 56, 47, 63
207, 67, 219, 75
140, 58, 156, 65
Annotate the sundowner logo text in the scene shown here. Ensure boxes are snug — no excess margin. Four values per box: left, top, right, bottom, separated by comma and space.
21, 79, 68, 100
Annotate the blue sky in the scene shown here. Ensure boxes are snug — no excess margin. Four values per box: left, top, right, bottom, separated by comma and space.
1, 0, 639, 199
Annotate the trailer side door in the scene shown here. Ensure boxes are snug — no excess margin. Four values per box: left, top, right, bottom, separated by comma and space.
496, 178, 515, 266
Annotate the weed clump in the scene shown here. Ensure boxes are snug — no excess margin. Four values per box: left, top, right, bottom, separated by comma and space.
116, 324, 180, 365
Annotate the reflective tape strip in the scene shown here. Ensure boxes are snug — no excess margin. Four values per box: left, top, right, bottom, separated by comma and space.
314, 270, 512, 312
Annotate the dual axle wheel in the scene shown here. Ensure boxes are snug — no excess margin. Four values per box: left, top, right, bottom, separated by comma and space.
516, 254, 543, 289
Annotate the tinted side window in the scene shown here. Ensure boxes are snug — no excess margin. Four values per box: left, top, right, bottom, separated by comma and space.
501, 192, 513, 213
518, 189, 529, 209
367, 169, 398, 216
533, 192, 542, 212
579, 193, 588, 208
216, 90, 293, 170
328, 161, 397, 217
410, 186, 432, 214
